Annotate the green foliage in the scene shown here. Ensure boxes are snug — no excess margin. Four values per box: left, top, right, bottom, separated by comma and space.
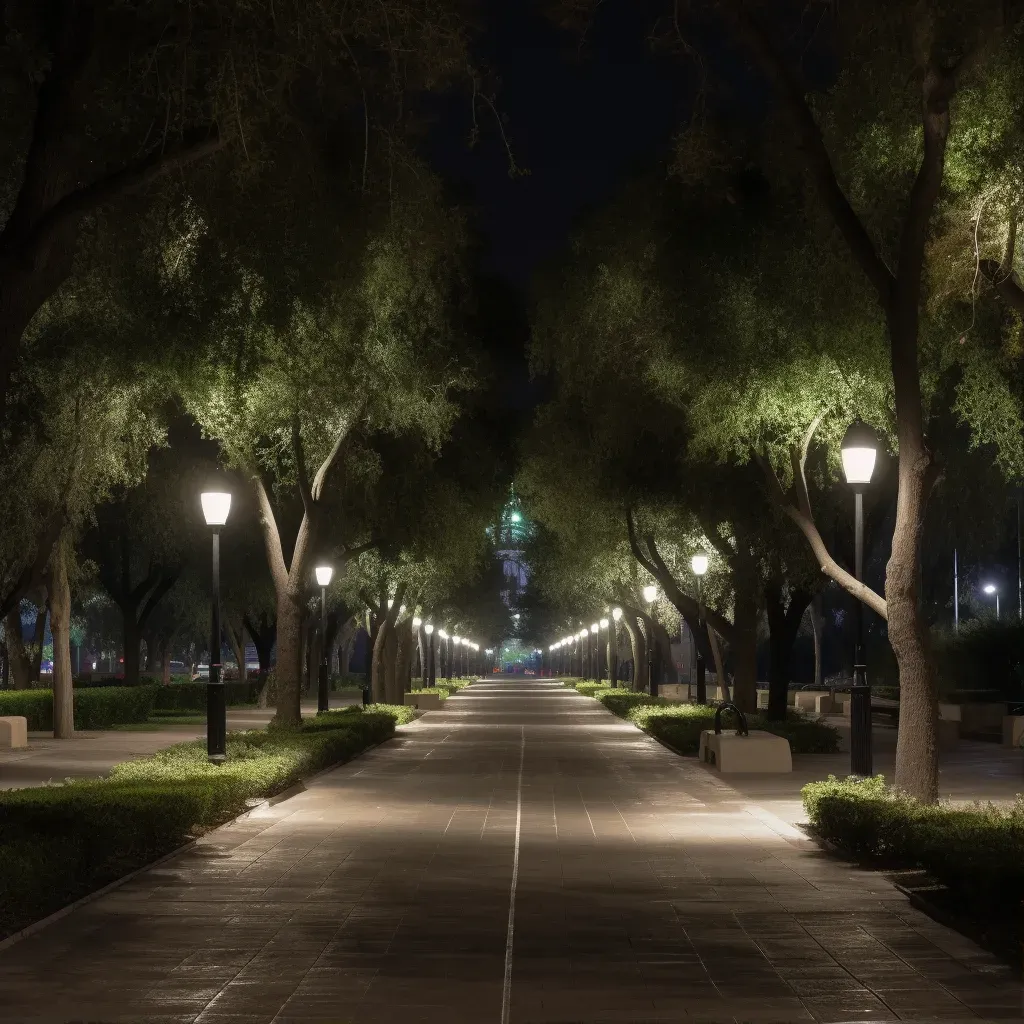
0, 706, 401, 940
802, 775, 1024, 942
363, 702, 417, 725
151, 682, 261, 712
0, 686, 158, 731
932, 620, 1024, 700
594, 689, 661, 717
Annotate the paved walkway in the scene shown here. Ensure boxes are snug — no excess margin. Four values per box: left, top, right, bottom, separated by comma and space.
0, 680, 1020, 1024
0, 699, 360, 789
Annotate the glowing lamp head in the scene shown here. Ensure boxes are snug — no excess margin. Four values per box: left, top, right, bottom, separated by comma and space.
472, 643, 479, 651
590, 623, 599, 634
691, 552, 709, 576
200, 490, 231, 527
600, 617, 609, 629
841, 418, 877, 485
424, 622, 434, 635
984, 583, 997, 594
643, 584, 659, 604
412, 616, 422, 628
510, 511, 521, 523
452, 635, 461, 644
612, 607, 622, 621
314, 565, 333, 587
462, 638, 470, 646
438, 629, 448, 640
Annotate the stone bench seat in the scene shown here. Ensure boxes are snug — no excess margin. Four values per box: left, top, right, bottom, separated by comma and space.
0, 715, 28, 749
698, 729, 792, 773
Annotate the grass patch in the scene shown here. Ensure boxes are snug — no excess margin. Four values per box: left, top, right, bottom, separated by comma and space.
802, 775, 1024, 963
0, 705, 406, 941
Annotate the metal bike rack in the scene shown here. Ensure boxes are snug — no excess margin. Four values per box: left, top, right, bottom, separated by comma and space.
713, 701, 748, 736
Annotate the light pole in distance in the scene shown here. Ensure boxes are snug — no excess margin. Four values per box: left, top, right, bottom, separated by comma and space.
841, 418, 878, 777
200, 486, 231, 764
984, 583, 1000, 620
425, 623, 436, 687
691, 551, 709, 704
643, 584, 659, 696
314, 565, 334, 713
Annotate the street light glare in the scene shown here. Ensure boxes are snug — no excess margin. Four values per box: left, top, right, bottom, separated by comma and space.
984, 584, 997, 594
691, 552, 709, 576
413, 616, 422, 627
643, 584, 658, 603
590, 623, 598, 633
314, 565, 333, 587
612, 607, 622, 621
841, 418, 878, 485
200, 490, 231, 527
424, 623, 434, 634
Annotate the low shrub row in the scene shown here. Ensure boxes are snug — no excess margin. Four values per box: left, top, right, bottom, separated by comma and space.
802, 775, 1024, 957
151, 681, 260, 711
0, 704, 406, 940
565, 684, 841, 756
629, 702, 840, 755
0, 686, 158, 730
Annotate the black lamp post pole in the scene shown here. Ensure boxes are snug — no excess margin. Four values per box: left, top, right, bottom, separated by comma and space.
695, 577, 707, 705
317, 585, 329, 713
850, 487, 873, 776
647, 609, 658, 699
428, 633, 436, 687
207, 528, 226, 764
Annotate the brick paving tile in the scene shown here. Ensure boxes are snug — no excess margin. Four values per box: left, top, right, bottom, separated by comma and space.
0, 679, 1020, 1024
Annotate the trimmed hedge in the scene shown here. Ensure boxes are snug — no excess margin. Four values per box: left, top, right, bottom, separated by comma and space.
151, 681, 260, 711
0, 686, 158, 730
802, 775, 1024, 955
0, 704, 406, 940
595, 689, 661, 717
627, 702, 840, 755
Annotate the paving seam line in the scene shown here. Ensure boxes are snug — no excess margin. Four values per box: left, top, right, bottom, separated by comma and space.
0, 731, 401, 954
500, 724, 525, 1024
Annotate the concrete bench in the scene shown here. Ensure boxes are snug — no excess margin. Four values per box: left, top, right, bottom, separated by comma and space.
404, 692, 441, 711
659, 683, 689, 702
0, 716, 28, 749
795, 691, 838, 714
698, 729, 792, 773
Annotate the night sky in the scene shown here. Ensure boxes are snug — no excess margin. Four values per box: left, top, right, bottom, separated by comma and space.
430, 0, 691, 287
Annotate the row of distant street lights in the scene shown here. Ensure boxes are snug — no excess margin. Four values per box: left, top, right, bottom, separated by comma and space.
198, 485, 484, 766
541, 420, 882, 779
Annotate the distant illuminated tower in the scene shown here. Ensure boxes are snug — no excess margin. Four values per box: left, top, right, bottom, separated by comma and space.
488, 487, 532, 608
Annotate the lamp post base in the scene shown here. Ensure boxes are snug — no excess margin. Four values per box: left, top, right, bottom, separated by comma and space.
849, 680, 873, 776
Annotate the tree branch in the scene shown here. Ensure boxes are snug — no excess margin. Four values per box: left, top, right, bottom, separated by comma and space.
16, 132, 224, 268
645, 534, 735, 640
252, 472, 289, 587
292, 416, 314, 521
311, 405, 363, 501
980, 258, 1024, 314
755, 450, 888, 620
720, 1, 895, 303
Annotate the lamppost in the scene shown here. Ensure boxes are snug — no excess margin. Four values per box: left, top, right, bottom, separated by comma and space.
200, 487, 231, 764
462, 637, 470, 676
452, 635, 461, 679
841, 418, 878, 777
599, 617, 609, 684
579, 629, 587, 678
413, 616, 424, 684
425, 623, 436, 687
643, 584, 659, 697
984, 583, 1000, 619
590, 623, 600, 681
691, 551, 709, 704
314, 565, 333, 713
611, 607, 622, 688
438, 629, 449, 679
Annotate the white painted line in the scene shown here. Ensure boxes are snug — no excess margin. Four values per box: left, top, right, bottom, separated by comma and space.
501, 726, 525, 1024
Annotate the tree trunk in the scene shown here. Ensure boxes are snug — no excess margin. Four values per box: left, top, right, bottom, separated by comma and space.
371, 618, 391, 702
121, 608, 140, 686
417, 627, 426, 686
887, 416, 938, 800
708, 625, 728, 701
396, 620, 412, 697
28, 608, 45, 683
225, 621, 246, 682
49, 542, 74, 738
1, 642, 8, 688
6, 608, 30, 689
161, 637, 172, 685
274, 590, 304, 725
622, 614, 647, 693
731, 590, 759, 713
810, 593, 824, 689
765, 585, 812, 721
